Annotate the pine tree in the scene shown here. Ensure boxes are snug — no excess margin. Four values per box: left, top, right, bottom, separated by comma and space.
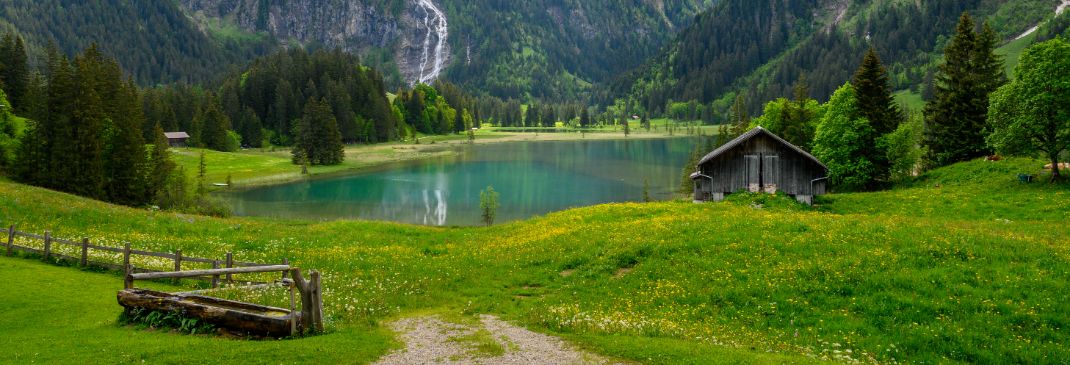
196, 151, 208, 198
293, 98, 345, 165
580, 107, 590, 128
924, 13, 1006, 167
240, 107, 264, 148
68, 54, 108, 199
105, 80, 149, 205
45, 53, 78, 191
201, 96, 233, 151
454, 108, 466, 134
148, 122, 175, 205
852, 48, 902, 136
0, 33, 30, 115
851, 48, 901, 182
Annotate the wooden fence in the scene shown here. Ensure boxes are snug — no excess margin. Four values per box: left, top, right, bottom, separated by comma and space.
1, 224, 286, 288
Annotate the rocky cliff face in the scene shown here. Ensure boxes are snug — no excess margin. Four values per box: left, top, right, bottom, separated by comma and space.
180, 0, 443, 85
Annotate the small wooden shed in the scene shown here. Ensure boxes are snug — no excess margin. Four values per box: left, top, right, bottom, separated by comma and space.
690, 127, 828, 205
164, 132, 190, 147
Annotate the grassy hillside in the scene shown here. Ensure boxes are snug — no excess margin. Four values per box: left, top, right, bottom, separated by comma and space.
0, 157, 1068, 363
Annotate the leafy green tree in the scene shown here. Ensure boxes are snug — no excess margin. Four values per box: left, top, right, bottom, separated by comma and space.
0, 89, 17, 171
882, 112, 925, 183
924, 13, 1005, 167
480, 185, 500, 226
987, 38, 1070, 181
812, 83, 877, 191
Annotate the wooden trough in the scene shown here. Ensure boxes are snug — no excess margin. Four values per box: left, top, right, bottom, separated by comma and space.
117, 289, 301, 337
119, 264, 323, 337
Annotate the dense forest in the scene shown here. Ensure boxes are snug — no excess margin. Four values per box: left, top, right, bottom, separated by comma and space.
0, 0, 276, 85
606, 0, 1060, 118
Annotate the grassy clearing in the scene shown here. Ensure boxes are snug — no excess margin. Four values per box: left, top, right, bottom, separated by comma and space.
0, 256, 395, 364
893, 90, 925, 112
0, 157, 1068, 363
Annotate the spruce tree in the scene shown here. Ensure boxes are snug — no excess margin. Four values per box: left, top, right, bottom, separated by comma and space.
852, 48, 902, 136
0, 33, 30, 115
68, 56, 107, 199
851, 48, 901, 182
45, 48, 79, 191
924, 13, 1006, 167
293, 98, 345, 165
148, 122, 175, 204
201, 97, 233, 151
240, 107, 264, 148
106, 80, 149, 205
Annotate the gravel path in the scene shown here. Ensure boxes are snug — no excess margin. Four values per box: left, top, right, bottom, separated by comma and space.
373, 314, 620, 365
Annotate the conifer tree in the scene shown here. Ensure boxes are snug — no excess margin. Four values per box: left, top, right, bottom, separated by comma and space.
0, 33, 30, 115
105, 80, 148, 205
852, 48, 902, 136
293, 98, 345, 165
851, 48, 901, 182
240, 107, 264, 148
45, 49, 79, 191
201, 97, 234, 151
580, 107, 590, 128
68, 55, 107, 199
454, 108, 466, 134
148, 122, 175, 204
924, 13, 1006, 167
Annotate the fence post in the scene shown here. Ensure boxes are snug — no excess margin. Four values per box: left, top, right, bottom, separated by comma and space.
281, 258, 289, 280
80, 238, 89, 267
310, 270, 323, 333
43, 231, 51, 261
5, 224, 14, 257
225, 252, 233, 284
124, 265, 133, 289
173, 249, 183, 285
123, 242, 131, 270
211, 261, 220, 288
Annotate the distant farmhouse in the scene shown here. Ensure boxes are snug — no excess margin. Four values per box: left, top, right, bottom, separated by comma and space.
164, 132, 190, 148
690, 127, 828, 205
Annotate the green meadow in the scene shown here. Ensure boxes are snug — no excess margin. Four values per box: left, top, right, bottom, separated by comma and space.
0, 157, 1067, 364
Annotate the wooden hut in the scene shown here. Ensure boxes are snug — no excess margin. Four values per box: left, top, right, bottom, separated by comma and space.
690, 127, 828, 205
164, 132, 190, 147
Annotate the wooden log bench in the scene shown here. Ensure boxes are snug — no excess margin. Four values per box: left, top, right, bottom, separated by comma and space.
117, 288, 301, 337
120, 265, 323, 337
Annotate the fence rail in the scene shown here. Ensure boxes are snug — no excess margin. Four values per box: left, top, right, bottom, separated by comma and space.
2, 224, 285, 287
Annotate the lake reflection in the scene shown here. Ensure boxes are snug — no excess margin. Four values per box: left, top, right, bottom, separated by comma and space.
220, 138, 703, 226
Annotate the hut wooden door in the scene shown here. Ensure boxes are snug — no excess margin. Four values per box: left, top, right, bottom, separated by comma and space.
763, 155, 779, 193
745, 155, 761, 192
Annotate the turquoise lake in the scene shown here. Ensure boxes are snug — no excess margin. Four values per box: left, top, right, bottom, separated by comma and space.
220, 138, 703, 226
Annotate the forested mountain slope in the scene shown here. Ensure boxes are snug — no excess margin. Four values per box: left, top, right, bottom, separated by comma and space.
607, 0, 1062, 116
178, 0, 715, 100
0, 0, 276, 84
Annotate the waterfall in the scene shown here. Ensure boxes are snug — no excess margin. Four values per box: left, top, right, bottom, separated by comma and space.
414, 0, 449, 85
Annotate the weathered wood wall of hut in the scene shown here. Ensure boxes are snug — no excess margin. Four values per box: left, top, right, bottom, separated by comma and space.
699, 134, 826, 196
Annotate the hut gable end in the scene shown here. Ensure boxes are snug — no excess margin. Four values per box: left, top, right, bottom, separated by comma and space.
691, 127, 828, 204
